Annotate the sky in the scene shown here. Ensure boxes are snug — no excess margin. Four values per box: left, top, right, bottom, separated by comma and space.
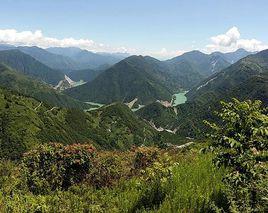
0, 0, 268, 59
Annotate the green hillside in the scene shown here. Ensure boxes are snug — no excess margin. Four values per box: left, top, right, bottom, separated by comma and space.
0, 64, 89, 109
0, 49, 64, 85
0, 87, 181, 159
136, 102, 178, 130
65, 56, 174, 104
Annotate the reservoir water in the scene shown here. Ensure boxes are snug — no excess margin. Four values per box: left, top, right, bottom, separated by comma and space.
172, 91, 188, 106
84, 91, 187, 112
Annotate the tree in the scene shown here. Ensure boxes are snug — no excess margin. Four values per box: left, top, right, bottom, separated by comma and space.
205, 99, 268, 212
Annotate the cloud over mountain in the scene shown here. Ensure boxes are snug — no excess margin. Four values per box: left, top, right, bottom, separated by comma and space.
206, 26, 268, 52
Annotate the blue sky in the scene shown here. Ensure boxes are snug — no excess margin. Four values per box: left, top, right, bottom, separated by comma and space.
0, 0, 267, 58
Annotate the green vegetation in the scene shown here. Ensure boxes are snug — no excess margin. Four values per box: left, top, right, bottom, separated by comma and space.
65, 49, 253, 105
0, 44, 266, 212
0, 98, 266, 212
22, 143, 96, 194
69, 68, 103, 82
204, 99, 268, 212
0, 144, 227, 212
0, 87, 181, 159
0, 49, 64, 85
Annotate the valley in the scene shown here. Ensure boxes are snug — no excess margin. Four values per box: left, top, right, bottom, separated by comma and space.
0, 19, 267, 212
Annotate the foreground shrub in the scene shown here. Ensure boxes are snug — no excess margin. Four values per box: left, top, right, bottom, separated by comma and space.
22, 143, 96, 194
132, 146, 159, 170
205, 99, 268, 212
87, 152, 125, 188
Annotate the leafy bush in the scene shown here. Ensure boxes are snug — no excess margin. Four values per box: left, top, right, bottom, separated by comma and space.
21, 143, 96, 194
132, 146, 159, 170
87, 152, 126, 188
132, 153, 173, 211
205, 99, 268, 212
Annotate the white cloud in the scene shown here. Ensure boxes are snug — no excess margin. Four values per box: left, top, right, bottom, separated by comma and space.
205, 26, 268, 53
0, 28, 187, 59
0, 29, 132, 53
149, 48, 185, 59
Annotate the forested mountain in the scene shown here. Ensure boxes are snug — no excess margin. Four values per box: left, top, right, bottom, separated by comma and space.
65, 55, 175, 104
165, 50, 231, 77
136, 102, 178, 130
0, 64, 89, 109
0, 49, 64, 85
187, 49, 268, 105
180, 50, 268, 136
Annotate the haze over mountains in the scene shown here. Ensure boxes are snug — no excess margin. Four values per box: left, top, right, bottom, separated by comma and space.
0, 44, 128, 71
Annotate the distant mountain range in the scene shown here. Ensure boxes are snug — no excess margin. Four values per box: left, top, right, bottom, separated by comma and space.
0, 44, 128, 72
211, 48, 256, 64
46, 47, 128, 70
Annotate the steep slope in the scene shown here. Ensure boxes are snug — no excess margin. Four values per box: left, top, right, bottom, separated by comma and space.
65, 56, 174, 104
136, 102, 178, 130
0, 49, 64, 85
0, 88, 180, 159
0, 64, 89, 109
68, 68, 103, 82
